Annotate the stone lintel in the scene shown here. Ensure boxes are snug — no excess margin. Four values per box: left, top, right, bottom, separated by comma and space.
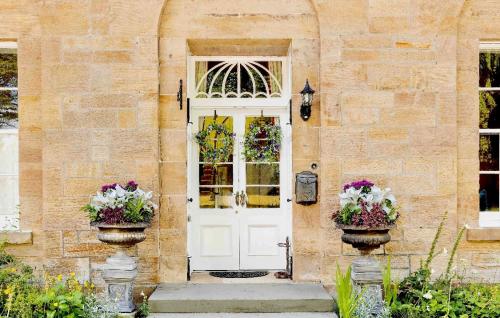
0, 231, 33, 245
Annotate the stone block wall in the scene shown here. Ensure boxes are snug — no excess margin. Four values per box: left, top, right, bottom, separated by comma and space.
0, 0, 498, 292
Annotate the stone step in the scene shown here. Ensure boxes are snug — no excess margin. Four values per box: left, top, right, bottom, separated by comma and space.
150, 313, 337, 318
149, 283, 335, 313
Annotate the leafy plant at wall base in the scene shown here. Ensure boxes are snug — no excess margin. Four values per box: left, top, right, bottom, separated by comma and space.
136, 291, 150, 318
424, 211, 448, 271
382, 256, 398, 309
335, 264, 363, 318
391, 211, 500, 318
443, 225, 465, 281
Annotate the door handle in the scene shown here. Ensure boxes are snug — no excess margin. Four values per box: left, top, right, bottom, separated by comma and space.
234, 191, 241, 206
242, 191, 248, 207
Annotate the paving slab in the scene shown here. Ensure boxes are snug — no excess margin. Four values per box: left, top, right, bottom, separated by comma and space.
149, 283, 334, 313
150, 313, 337, 318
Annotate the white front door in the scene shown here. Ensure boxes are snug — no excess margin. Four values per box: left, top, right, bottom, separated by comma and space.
188, 108, 291, 271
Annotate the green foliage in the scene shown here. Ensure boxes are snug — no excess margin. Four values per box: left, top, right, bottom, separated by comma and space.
195, 121, 234, 164
136, 292, 150, 318
390, 212, 500, 318
382, 257, 398, 309
243, 119, 282, 162
82, 205, 99, 223
0, 245, 119, 318
124, 197, 147, 223
335, 264, 363, 318
424, 211, 447, 271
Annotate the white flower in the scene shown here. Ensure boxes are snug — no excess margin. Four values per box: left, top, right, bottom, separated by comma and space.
339, 187, 362, 208
423, 291, 433, 300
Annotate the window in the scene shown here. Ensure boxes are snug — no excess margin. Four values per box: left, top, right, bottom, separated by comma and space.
479, 43, 500, 227
0, 42, 19, 230
188, 56, 290, 108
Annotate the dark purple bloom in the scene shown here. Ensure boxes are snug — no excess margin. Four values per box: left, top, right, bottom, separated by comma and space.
126, 180, 138, 191
343, 179, 374, 191
101, 183, 118, 193
102, 207, 124, 224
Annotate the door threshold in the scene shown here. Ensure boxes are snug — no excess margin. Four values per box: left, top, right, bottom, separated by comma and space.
190, 271, 293, 284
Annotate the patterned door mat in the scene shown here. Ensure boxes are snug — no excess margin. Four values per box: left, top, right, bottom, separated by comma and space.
209, 271, 269, 278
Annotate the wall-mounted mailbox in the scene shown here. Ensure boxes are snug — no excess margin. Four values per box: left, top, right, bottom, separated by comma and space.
295, 171, 318, 205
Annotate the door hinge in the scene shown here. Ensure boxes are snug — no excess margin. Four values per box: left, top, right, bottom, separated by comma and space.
188, 215, 192, 222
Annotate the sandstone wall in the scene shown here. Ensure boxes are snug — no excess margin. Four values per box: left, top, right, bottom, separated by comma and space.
0, 0, 498, 293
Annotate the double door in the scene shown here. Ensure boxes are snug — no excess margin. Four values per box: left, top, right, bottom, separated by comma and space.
188, 108, 291, 270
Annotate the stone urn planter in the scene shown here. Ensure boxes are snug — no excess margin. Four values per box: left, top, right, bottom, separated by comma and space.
95, 222, 150, 313
337, 223, 396, 316
337, 224, 395, 255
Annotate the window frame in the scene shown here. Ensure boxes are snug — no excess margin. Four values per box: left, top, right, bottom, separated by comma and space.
0, 41, 19, 230
479, 42, 500, 227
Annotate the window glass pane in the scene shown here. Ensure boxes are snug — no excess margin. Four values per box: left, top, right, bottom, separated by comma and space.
480, 52, 500, 88
199, 187, 233, 209
480, 174, 499, 212
246, 163, 279, 185
0, 90, 18, 129
480, 135, 499, 171
0, 52, 17, 88
246, 186, 280, 208
197, 116, 233, 163
479, 91, 500, 129
199, 164, 233, 186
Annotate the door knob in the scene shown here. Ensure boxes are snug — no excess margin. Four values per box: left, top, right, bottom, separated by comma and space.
234, 191, 241, 206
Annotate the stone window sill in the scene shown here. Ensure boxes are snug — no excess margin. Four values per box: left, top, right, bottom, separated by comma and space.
467, 228, 500, 241
0, 231, 32, 245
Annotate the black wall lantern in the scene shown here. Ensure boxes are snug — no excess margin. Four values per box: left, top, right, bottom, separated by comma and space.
300, 79, 315, 121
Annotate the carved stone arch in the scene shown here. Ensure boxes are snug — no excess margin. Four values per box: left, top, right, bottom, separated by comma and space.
156, 0, 320, 282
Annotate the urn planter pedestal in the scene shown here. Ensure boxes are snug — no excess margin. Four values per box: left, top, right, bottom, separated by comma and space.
337, 224, 395, 316
95, 223, 149, 313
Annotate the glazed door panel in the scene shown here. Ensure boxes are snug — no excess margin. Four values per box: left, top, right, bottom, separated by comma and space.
188, 109, 291, 271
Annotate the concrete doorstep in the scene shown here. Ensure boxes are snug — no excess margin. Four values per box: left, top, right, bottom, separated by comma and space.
149, 283, 336, 314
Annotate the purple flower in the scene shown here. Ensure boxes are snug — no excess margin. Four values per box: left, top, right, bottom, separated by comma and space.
343, 179, 374, 191
101, 183, 118, 193
126, 180, 138, 191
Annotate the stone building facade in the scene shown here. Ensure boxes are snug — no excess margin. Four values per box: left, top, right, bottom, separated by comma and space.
1, 0, 499, 293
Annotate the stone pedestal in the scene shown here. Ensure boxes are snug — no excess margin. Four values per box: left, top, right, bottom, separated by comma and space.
351, 256, 384, 317
102, 249, 138, 313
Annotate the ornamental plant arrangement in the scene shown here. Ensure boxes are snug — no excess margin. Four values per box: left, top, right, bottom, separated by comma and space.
332, 180, 399, 254
82, 181, 156, 313
195, 121, 234, 164
83, 180, 155, 225
243, 118, 282, 162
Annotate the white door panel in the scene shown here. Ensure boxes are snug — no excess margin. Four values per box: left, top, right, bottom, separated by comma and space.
189, 109, 291, 271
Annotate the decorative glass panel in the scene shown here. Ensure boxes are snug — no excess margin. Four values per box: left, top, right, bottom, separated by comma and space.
480, 135, 499, 171
480, 52, 500, 88
246, 186, 280, 208
195, 60, 283, 99
246, 163, 279, 185
479, 91, 500, 129
199, 187, 233, 209
0, 49, 17, 129
480, 174, 499, 212
199, 164, 233, 186
198, 116, 234, 209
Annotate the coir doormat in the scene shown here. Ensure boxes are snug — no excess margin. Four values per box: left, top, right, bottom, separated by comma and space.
209, 271, 269, 279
